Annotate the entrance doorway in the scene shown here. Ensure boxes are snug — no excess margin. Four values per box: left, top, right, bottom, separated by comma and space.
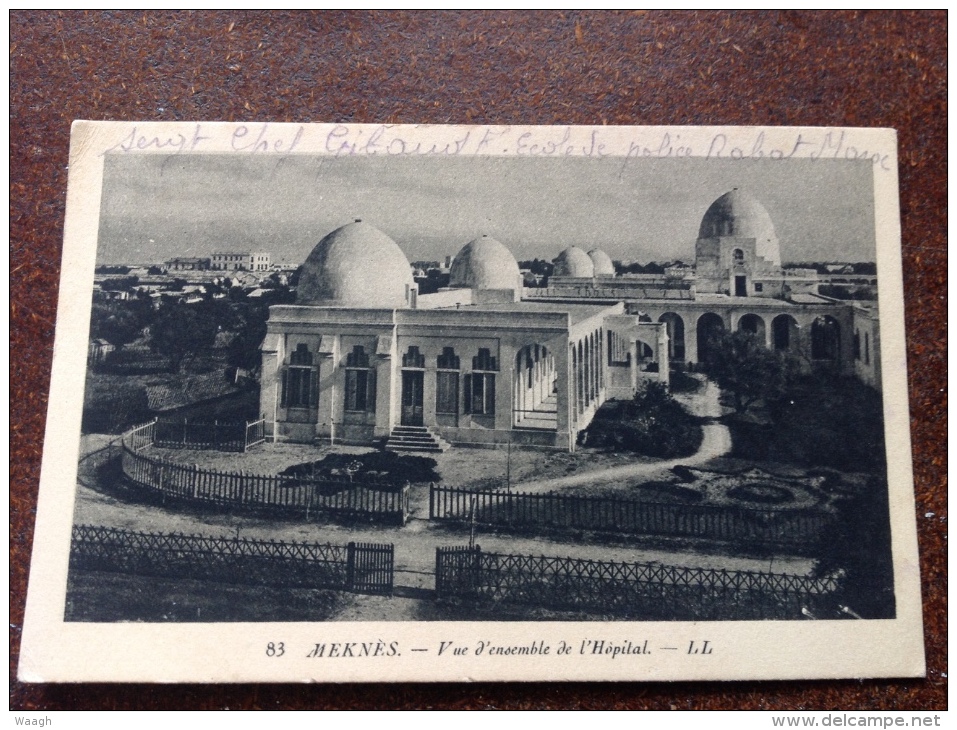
401, 370, 424, 425
734, 275, 747, 297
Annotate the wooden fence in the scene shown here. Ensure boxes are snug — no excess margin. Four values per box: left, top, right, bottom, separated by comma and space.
435, 545, 839, 620
430, 485, 830, 551
70, 525, 394, 596
120, 428, 409, 525
153, 417, 267, 452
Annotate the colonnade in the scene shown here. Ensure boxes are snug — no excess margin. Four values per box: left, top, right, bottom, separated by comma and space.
570, 326, 605, 423
512, 344, 558, 428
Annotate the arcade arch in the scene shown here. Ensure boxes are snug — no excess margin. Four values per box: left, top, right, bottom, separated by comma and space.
512, 344, 557, 430
658, 312, 686, 361
737, 313, 767, 345
772, 314, 799, 352
696, 312, 726, 364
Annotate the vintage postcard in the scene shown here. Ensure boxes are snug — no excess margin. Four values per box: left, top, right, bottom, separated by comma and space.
18, 122, 923, 682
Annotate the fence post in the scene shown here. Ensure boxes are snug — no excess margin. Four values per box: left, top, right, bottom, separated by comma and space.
346, 541, 356, 592
435, 547, 443, 597
182, 418, 188, 446
470, 544, 482, 595
213, 420, 219, 449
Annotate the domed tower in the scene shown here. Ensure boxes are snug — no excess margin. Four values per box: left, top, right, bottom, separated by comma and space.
297, 220, 415, 308
553, 246, 595, 278
695, 189, 782, 297
449, 235, 521, 291
587, 248, 616, 277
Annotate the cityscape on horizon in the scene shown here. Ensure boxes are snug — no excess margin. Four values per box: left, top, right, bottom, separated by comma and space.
95, 153, 878, 267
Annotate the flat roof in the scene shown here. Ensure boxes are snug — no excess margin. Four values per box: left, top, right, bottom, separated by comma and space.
457, 300, 619, 326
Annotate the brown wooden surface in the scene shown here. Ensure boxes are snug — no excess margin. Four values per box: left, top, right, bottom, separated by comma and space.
10, 10, 946, 710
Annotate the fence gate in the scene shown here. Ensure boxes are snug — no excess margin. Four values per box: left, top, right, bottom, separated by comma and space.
347, 542, 394, 596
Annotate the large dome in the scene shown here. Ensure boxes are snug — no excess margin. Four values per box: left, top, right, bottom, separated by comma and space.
297, 220, 413, 307
553, 246, 595, 277
449, 235, 520, 290
587, 248, 615, 277
697, 188, 781, 265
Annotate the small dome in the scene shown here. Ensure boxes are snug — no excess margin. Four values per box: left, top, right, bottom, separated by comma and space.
553, 246, 595, 277
450, 235, 520, 290
297, 220, 413, 307
587, 248, 615, 277
697, 189, 781, 265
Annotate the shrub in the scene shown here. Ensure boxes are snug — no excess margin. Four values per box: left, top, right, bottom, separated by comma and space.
82, 390, 152, 434
580, 382, 703, 458
729, 374, 886, 473
670, 465, 696, 482
279, 451, 440, 486
636, 481, 703, 503
727, 483, 794, 505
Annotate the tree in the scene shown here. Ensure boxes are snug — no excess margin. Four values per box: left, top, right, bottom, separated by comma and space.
149, 303, 218, 372
226, 304, 268, 374
90, 301, 144, 351
99, 275, 139, 291
702, 330, 798, 415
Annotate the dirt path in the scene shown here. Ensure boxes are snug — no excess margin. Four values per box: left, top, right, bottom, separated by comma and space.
73, 480, 813, 585
514, 375, 732, 493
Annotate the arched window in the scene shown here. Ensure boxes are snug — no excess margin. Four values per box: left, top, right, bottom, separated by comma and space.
465, 348, 497, 415
345, 345, 376, 412
436, 347, 460, 415
281, 343, 317, 409
733, 248, 745, 263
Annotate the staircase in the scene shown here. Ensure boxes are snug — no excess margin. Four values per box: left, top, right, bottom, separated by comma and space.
385, 425, 450, 453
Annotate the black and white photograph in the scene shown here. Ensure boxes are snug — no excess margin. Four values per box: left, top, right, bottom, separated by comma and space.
19, 122, 923, 683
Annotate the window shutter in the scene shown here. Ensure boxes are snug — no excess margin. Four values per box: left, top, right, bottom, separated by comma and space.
463, 374, 472, 414
310, 368, 319, 407
487, 374, 496, 415
367, 369, 377, 411
280, 369, 288, 407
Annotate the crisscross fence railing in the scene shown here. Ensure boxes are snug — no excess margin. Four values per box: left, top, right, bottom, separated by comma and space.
70, 525, 394, 595
119, 423, 409, 525
435, 546, 839, 620
430, 485, 829, 551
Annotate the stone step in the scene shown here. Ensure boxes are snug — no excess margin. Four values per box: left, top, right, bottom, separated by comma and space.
386, 443, 444, 453
384, 424, 450, 453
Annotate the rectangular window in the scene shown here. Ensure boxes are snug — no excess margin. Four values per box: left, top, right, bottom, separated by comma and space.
346, 369, 377, 412
464, 372, 495, 415
436, 371, 459, 414
282, 366, 317, 408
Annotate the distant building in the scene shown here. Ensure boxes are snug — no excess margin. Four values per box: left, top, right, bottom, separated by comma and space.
165, 257, 211, 271
211, 251, 271, 271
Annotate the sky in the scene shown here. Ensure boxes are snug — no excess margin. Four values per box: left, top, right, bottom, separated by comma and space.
96, 152, 877, 266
